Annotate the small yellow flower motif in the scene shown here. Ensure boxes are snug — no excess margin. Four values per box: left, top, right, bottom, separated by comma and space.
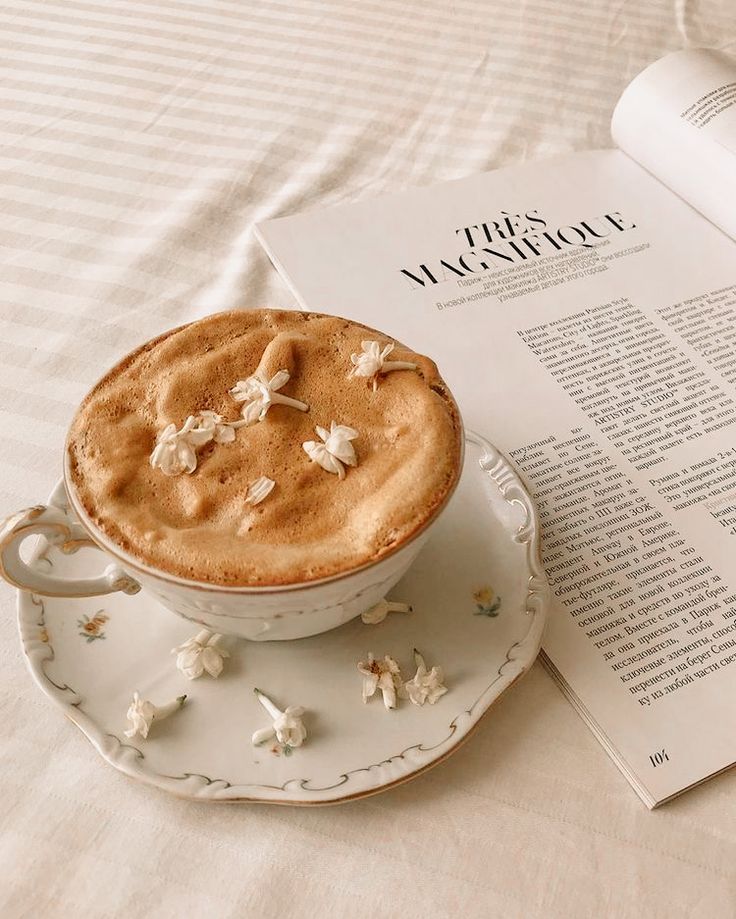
78, 610, 109, 642
473, 587, 501, 617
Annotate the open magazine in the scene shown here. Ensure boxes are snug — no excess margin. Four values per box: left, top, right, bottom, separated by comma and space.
256, 49, 736, 807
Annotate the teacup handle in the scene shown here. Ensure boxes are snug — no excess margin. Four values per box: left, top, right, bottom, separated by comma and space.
0, 505, 141, 597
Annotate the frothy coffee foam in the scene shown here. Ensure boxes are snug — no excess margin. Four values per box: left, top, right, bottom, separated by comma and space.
67, 309, 463, 586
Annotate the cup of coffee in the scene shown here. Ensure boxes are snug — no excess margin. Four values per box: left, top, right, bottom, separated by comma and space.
0, 309, 463, 640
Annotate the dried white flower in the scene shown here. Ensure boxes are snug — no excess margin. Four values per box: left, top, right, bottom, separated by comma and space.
150, 411, 242, 476
172, 629, 229, 680
230, 370, 309, 425
361, 599, 413, 624
350, 340, 417, 391
190, 410, 240, 444
150, 422, 198, 476
124, 691, 187, 739
251, 689, 307, 749
404, 649, 447, 706
245, 476, 276, 506
302, 421, 359, 480
357, 653, 403, 710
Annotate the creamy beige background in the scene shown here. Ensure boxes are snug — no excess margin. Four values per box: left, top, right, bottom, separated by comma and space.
1, 1, 736, 916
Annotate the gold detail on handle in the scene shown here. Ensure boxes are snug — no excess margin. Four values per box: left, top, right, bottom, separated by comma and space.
0, 505, 140, 598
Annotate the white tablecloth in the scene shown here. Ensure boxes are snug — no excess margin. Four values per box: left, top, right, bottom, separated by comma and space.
2, 2, 736, 915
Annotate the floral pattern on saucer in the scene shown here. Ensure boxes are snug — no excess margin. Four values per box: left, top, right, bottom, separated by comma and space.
473, 587, 501, 617
77, 610, 109, 642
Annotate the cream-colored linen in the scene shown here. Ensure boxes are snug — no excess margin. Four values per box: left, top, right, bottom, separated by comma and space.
1, 1, 736, 916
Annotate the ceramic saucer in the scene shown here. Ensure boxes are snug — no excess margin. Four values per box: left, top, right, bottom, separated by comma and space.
17, 431, 549, 805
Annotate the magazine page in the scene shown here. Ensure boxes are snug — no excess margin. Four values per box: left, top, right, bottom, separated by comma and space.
256, 149, 736, 805
612, 49, 736, 240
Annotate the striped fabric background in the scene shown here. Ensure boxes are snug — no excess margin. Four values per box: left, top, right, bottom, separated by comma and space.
2, 2, 736, 917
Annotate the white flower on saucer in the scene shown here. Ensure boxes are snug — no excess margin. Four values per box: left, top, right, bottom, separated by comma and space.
357, 653, 403, 710
350, 340, 417, 391
150, 412, 241, 476
172, 629, 229, 680
403, 649, 447, 706
251, 689, 307, 749
230, 370, 309, 425
124, 692, 187, 739
245, 476, 276, 506
303, 422, 359, 480
361, 600, 413, 624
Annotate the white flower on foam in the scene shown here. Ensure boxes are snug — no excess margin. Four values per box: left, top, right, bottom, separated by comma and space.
150, 422, 198, 476
251, 689, 307, 749
404, 649, 447, 706
172, 629, 229, 680
124, 691, 187, 739
357, 653, 403, 710
350, 340, 417, 391
245, 476, 276, 506
150, 411, 241, 476
189, 410, 240, 444
361, 600, 413, 624
230, 370, 309, 425
302, 422, 359, 480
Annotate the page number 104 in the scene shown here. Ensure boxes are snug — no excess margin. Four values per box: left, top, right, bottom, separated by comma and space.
649, 749, 669, 768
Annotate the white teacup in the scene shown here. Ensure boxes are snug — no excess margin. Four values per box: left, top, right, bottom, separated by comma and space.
0, 447, 462, 642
